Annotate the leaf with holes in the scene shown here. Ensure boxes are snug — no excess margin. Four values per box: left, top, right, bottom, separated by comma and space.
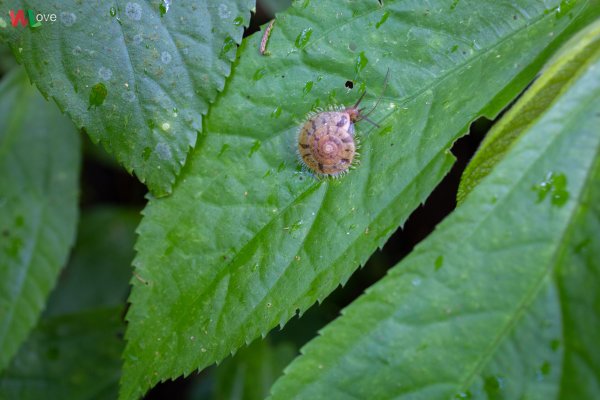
0, 0, 254, 196
122, 1, 600, 398
269, 19, 600, 399
0, 68, 80, 371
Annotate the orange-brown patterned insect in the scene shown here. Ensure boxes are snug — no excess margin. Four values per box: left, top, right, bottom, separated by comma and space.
297, 71, 389, 177
260, 20, 275, 55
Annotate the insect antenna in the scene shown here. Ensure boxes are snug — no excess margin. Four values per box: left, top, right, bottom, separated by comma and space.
359, 68, 390, 121
361, 115, 380, 128
352, 90, 368, 109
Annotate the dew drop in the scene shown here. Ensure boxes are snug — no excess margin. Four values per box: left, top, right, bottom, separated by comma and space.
295, 27, 313, 49
155, 142, 172, 160
248, 140, 261, 157
411, 277, 422, 286
376, 11, 389, 29
218, 4, 232, 19
434, 255, 444, 270
539, 360, 551, 376
159, 0, 171, 16
532, 172, 569, 207
122, 91, 136, 102
378, 125, 392, 137
98, 66, 112, 80
483, 376, 505, 395
285, 220, 304, 233
271, 106, 282, 118
303, 80, 314, 95
556, 0, 576, 18
88, 83, 108, 109
355, 51, 368, 75
161, 51, 172, 64
133, 34, 143, 45
233, 16, 244, 26
253, 68, 267, 81
218, 144, 230, 157
125, 2, 142, 21
142, 147, 151, 160
60, 12, 77, 26
220, 36, 236, 57
454, 392, 472, 399
110, 7, 117, 17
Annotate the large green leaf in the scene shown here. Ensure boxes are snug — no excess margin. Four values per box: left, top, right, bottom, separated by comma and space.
457, 17, 600, 203
0, 307, 124, 400
0, 0, 254, 196
555, 100, 600, 399
269, 23, 600, 399
122, 1, 599, 397
0, 207, 140, 399
0, 68, 80, 371
462, 280, 564, 399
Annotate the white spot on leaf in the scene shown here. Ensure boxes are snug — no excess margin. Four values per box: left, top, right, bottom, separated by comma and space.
218, 4, 231, 19
98, 67, 113, 80
161, 51, 172, 64
125, 2, 142, 21
60, 12, 77, 26
133, 34, 143, 45
155, 143, 172, 160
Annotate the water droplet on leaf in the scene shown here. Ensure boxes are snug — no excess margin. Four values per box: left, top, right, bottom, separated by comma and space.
355, 51, 368, 75
295, 27, 313, 49
88, 83, 107, 109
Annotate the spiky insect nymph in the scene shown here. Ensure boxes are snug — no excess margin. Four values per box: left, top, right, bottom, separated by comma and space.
297, 106, 361, 178
296, 70, 389, 177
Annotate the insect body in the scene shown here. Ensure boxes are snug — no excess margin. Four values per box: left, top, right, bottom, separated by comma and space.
297, 87, 384, 177
297, 109, 358, 176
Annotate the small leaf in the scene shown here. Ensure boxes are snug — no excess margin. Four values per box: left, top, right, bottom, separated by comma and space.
0, 68, 80, 371
269, 25, 600, 398
0, 0, 254, 196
